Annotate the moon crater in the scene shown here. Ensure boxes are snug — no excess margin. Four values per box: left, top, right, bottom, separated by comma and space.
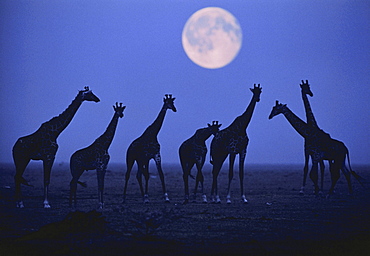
182, 7, 242, 69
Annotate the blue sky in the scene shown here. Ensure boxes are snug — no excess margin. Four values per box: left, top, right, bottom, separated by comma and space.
1, 0, 369, 166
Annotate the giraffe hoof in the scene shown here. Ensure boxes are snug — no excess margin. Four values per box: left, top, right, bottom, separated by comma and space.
183, 199, 189, 205
210, 196, 218, 203
16, 201, 24, 208
98, 203, 104, 209
43, 200, 51, 208
164, 193, 170, 203
202, 195, 207, 204
143, 195, 150, 204
241, 195, 248, 204
215, 196, 221, 204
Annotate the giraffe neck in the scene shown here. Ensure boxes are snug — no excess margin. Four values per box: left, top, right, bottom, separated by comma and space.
228, 94, 259, 131
93, 112, 120, 150
301, 90, 318, 127
142, 104, 167, 138
194, 128, 213, 143
45, 92, 83, 138
281, 107, 311, 138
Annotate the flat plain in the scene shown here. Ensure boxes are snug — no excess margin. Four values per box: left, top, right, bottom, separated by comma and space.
0, 162, 369, 255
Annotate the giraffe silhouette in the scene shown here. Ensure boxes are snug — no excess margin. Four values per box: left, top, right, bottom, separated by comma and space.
210, 84, 262, 204
123, 94, 176, 203
12, 86, 100, 208
69, 103, 125, 209
179, 121, 222, 204
268, 101, 363, 196
300, 80, 326, 195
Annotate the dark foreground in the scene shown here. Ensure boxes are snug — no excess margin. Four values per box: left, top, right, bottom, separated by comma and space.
0, 163, 370, 255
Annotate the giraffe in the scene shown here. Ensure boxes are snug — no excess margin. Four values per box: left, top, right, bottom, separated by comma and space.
300, 80, 326, 195
69, 102, 125, 209
12, 86, 100, 208
268, 100, 363, 196
179, 121, 222, 204
123, 94, 176, 203
210, 84, 262, 204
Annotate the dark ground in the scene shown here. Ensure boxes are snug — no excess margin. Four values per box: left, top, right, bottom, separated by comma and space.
0, 162, 369, 255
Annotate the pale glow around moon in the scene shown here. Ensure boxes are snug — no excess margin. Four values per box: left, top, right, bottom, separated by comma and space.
182, 7, 242, 69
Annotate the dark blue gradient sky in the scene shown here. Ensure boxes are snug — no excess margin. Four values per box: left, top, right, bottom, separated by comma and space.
1, 0, 369, 165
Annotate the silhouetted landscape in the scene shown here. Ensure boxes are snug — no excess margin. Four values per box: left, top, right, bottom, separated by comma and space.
1, 163, 369, 255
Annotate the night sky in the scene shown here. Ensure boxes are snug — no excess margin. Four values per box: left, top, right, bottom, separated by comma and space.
1, 0, 369, 166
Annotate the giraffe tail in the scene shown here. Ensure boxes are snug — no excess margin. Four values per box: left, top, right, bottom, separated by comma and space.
189, 173, 195, 180
351, 171, 366, 188
346, 149, 366, 188
77, 181, 87, 188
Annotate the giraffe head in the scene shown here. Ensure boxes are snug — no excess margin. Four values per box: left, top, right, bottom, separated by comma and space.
250, 84, 262, 102
207, 121, 222, 135
268, 100, 287, 119
300, 80, 313, 97
163, 94, 177, 112
80, 86, 100, 102
113, 102, 126, 118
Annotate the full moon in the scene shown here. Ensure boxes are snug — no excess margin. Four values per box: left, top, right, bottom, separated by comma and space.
182, 7, 242, 69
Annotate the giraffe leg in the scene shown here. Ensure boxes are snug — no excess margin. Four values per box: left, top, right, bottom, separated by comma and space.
327, 161, 341, 197
141, 163, 150, 203
309, 161, 319, 196
123, 158, 135, 203
69, 167, 84, 208
42, 157, 55, 208
69, 178, 78, 209
97, 155, 109, 209
300, 150, 310, 195
226, 154, 236, 204
194, 159, 206, 203
341, 164, 353, 196
97, 166, 107, 209
239, 150, 248, 204
136, 164, 145, 199
181, 162, 192, 204
154, 153, 170, 202
210, 154, 227, 204
210, 165, 221, 204
13, 156, 31, 208
319, 160, 325, 195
